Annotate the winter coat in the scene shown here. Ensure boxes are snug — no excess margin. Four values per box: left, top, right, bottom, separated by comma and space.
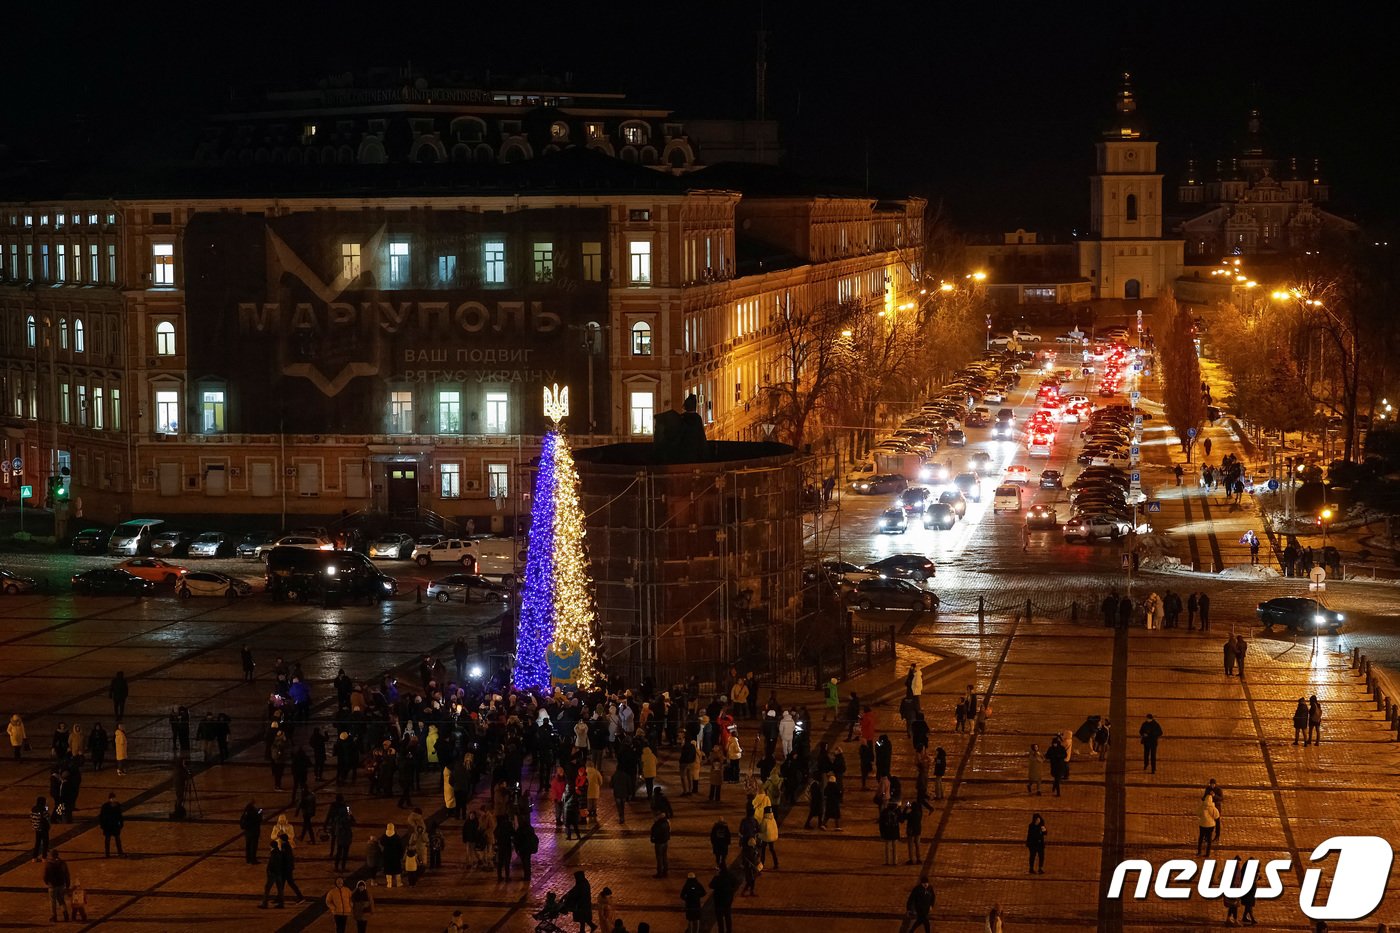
1027, 750, 1044, 783
760, 811, 778, 842
1025, 819, 1047, 849
640, 746, 658, 779
1292, 702, 1309, 730
1196, 795, 1220, 828
910, 668, 924, 697
778, 714, 796, 748
114, 727, 129, 761
270, 816, 295, 847
381, 831, 405, 873
325, 884, 353, 915
7, 715, 25, 748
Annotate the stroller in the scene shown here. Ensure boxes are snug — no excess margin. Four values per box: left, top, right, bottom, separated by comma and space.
533, 893, 568, 933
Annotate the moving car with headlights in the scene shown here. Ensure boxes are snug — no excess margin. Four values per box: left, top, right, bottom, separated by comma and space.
72, 568, 153, 596
266, 547, 398, 603
992, 484, 1023, 512
921, 502, 958, 530
114, 557, 188, 585
845, 577, 938, 612
1025, 504, 1058, 529
938, 489, 968, 517
368, 533, 416, 560
866, 553, 936, 582
993, 409, 1016, 438
952, 472, 982, 503
177, 571, 254, 599
968, 451, 995, 474
150, 530, 196, 557
71, 527, 111, 554
877, 508, 909, 534
945, 429, 967, 447
261, 535, 334, 563
897, 486, 934, 514
427, 573, 512, 603
1256, 597, 1344, 634
0, 568, 38, 595
851, 473, 909, 495
1062, 513, 1132, 543
237, 531, 279, 560
1039, 469, 1064, 489
107, 518, 165, 556
189, 532, 235, 558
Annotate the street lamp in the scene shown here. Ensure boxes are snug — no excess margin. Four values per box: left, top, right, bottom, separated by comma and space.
1320, 506, 1334, 548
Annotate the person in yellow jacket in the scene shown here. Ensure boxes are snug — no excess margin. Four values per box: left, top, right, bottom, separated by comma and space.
731, 679, 750, 720
640, 745, 658, 796
324, 877, 353, 932
7, 713, 26, 760
759, 805, 780, 869
1195, 791, 1220, 857
113, 724, 129, 776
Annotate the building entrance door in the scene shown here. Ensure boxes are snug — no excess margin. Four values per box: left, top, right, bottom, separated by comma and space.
387, 463, 418, 512
1124, 278, 1141, 300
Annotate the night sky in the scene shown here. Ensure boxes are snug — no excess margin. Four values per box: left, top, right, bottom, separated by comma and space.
3, 2, 1394, 232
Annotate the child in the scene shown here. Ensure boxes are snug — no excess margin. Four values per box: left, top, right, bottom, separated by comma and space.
429, 829, 445, 870
68, 880, 89, 921
404, 845, 420, 886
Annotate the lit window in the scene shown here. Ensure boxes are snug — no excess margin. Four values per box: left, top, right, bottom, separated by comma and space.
112, 389, 121, 431
56, 213, 65, 227
437, 390, 462, 433
77, 385, 88, 426
155, 389, 180, 433
61, 384, 71, 424
152, 243, 175, 285
585, 122, 604, 140
57, 244, 66, 281
40, 215, 49, 227
550, 121, 569, 142
23, 214, 32, 228
486, 462, 509, 499
437, 254, 457, 284
59, 318, 68, 350
70, 242, 81, 283
484, 391, 509, 434
582, 242, 602, 282
87, 213, 98, 226
201, 390, 226, 433
388, 241, 410, 285
40, 244, 49, 280
24, 245, 33, 279
483, 240, 506, 284
390, 390, 414, 433
341, 242, 361, 279
107, 244, 117, 282
93, 387, 105, 430
106, 213, 116, 225
155, 321, 176, 355
7, 244, 15, 278
630, 391, 655, 435
631, 320, 653, 356
628, 240, 652, 284
532, 242, 554, 282
439, 462, 461, 498
89, 244, 99, 281
622, 123, 646, 145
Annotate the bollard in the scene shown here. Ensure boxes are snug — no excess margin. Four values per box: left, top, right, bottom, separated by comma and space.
1375, 686, 1385, 710
1071, 600, 1079, 623
1389, 702, 1398, 726
416, 584, 423, 604
1026, 599, 1033, 623
1353, 646, 1362, 669
978, 595, 985, 624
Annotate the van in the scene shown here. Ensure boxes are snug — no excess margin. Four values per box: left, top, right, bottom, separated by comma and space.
470, 536, 524, 584
265, 547, 397, 603
992, 485, 1023, 513
108, 519, 165, 556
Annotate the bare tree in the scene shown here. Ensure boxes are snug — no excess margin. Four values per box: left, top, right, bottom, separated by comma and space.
1157, 295, 1207, 460
761, 297, 853, 451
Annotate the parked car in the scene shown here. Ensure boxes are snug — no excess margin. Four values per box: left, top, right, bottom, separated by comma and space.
946, 429, 967, 447
368, 533, 416, 560
1256, 597, 1344, 633
150, 530, 197, 557
802, 561, 880, 588
71, 527, 111, 554
851, 473, 908, 496
236, 531, 279, 560
426, 573, 512, 603
867, 554, 936, 582
261, 535, 334, 563
845, 577, 938, 612
921, 502, 958, 530
266, 547, 398, 603
72, 568, 154, 597
178, 571, 254, 599
107, 518, 165, 556
0, 568, 38, 595
412, 538, 479, 567
1062, 513, 1132, 543
877, 508, 909, 534
188, 532, 234, 558
114, 558, 188, 585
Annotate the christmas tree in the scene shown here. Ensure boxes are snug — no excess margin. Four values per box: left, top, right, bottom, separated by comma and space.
513, 387, 599, 691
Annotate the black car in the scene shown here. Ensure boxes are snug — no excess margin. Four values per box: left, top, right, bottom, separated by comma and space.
851, 473, 908, 496
71, 527, 111, 554
922, 502, 958, 530
867, 554, 936, 582
938, 490, 968, 517
1039, 470, 1063, 489
72, 568, 154, 597
953, 472, 982, 502
846, 578, 938, 612
897, 486, 934, 514
266, 547, 397, 603
1257, 597, 1344, 634
236, 532, 279, 560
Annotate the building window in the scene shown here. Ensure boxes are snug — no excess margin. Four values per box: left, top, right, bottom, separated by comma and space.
155, 389, 179, 433
40, 244, 50, 281
532, 241, 554, 282
436, 254, 457, 285
483, 239, 506, 284
57, 244, 67, 282
388, 241, 410, 285
201, 389, 226, 433
25, 244, 34, 279
60, 384, 71, 424
8, 244, 15, 279
437, 390, 462, 433
389, 390, 413, 433
70, 242, 81, 283
112, 388, 121, 431
87, 213, 97, 226
77, 385, 88, 426
628, 240, 652, 284
631, 320, 653, 356
582, 242, 602, 282
486, 462, 509, 499
341, 242, 361, 279
439, 462, 461, 498
106, 213, 116, 226
89, 244, 99, 281
24, 316, 34, 348
622, 123, 647, 145
93, 387, 105, 430
629, 209, 651, 222
107, 244, 117, 282
152, 243, 175, 285
484, 390, 509, 434
23, 214, 32, 228
630, 391, 655, 435
1125, 194, 1138, 222
74, 318, 85, 353
585, 122, 604, 140
155, 321, 177, 355
59, 319, 69, 350
56, 213, 66, 228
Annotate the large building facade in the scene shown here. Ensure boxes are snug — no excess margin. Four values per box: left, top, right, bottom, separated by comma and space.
0, 156, 921, 528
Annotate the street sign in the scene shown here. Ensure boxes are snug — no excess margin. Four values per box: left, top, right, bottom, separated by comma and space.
1267, 478, 1280, 491
1130, 445, 1141, 458
1121, 554, 1131, 569
1130, 471, 1141, 485
1134, 415, 1143, 427
1130, 391, 1141, 403
19, 484, 33, 499
1133, 362, 1143, 372
10, 457, 20, 472
1309, 566, 1327, 584
1187, 427, 1197, 439
1146, 500, 1162, 513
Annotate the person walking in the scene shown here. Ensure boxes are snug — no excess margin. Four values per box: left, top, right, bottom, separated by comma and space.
7, 713, 26, 759
1026, 813, 1047, 873
1026, 743, 1044, 795
563, 869, 597, 932
823, 773, 844, 830
1139, 714, 1163, 773
1046, 737, 1067, 797
31, 796, 51, 861
114, 722, 129, 775
108, 672, 129, 719
1223, 637, 1236, 676
350, 880, 374, 932
241, 645, 256, 682
1308, 695, 1323, 745
823, 677, 840, 721
650, 811, 671, 878
933, 746, 947, 800
709, 816, 731, 869
88, 720, 109, 770
380, 823, 405, 888
878, 799, 901, 865
1292, 698, 1310, 745
259, 842, 287, 908
99, 793, 125, 856
905, 876, 935, 933
514, 815, 539, 882
325, 877, 354, 933
740, 837, 761, 896
279, 836, 306, 903
1094, 719, 1111, 762
1196, 789, 1220, 856
1199, 592, 1212, 631
240, 802, 263, 863
611, 760, 636, 825
1235, 635, 1249, 679
1207, 779, 1226, 844
711, 868, 738, 933
680, 872, 706, 933
595, 887, 616, 933
759, 805, 780, 869
43, 850, 72, 922
1187, 592, 1199, 630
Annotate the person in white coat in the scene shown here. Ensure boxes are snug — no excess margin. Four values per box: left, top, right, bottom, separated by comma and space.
910, 666, 924, 698
778, 711, 796, 758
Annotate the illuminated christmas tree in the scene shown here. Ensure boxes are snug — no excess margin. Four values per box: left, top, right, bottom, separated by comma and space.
513, 385, 599, 692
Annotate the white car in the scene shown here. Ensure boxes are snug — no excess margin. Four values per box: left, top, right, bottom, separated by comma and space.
260, 535, 334, 562
426, 573, 511, 603
1091, 450, 1133, 468
177, 571, 254, 599
368, 533, 416, 560
982, 389, 1005, 403
412, 538, 479, 567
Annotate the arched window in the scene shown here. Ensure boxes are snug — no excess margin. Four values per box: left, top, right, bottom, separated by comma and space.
155, 320, 176, 355
1125, 194, 1138, 222
74, 318, 85, 353
58, 318, 68, 350
631, 320, 653, 356
26, 315, 36, 348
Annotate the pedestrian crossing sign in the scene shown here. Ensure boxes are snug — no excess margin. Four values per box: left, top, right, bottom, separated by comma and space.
1146, 500, 1161, 513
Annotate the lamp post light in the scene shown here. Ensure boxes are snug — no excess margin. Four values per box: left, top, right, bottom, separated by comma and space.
1320, 506, 1334, 549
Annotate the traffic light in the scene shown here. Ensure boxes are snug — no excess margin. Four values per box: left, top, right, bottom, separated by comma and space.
50, 476, 68, 502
